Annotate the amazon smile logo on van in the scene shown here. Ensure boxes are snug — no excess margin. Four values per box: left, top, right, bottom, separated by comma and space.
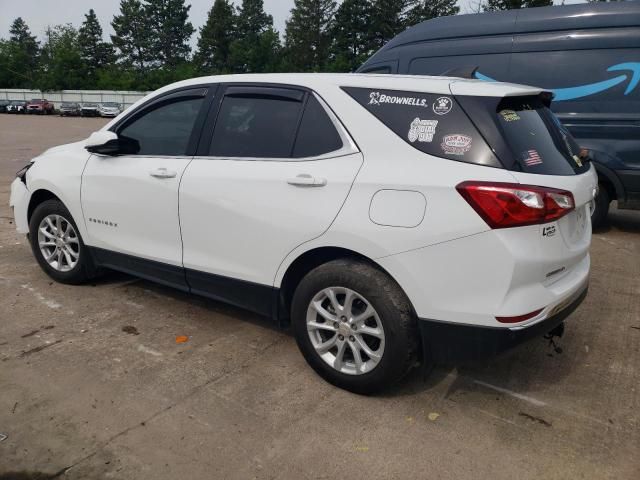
368, 91, 429, 107
475, 62, 640, 101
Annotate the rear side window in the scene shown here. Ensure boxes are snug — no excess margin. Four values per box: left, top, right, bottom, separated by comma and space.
210, 91, 344, 159
293, 96, 343, 158
342, 87, 501, 168
210, 96, 302, 158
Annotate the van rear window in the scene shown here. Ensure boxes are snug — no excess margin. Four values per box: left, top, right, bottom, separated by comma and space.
341, 87, 502, 168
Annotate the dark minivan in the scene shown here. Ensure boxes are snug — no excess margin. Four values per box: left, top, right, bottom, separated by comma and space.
358, 2, 640, 227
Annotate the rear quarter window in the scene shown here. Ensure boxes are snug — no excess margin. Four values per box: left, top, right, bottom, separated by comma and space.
341, 87, 501, 168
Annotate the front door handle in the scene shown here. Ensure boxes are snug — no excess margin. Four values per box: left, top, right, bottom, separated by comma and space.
287, 174, 327, 187
149, 168, 177, 179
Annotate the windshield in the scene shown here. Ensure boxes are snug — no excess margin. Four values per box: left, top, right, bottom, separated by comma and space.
102, 103, 119, 107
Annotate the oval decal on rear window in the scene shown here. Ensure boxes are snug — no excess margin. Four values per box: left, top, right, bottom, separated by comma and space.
441, 134, 472, 155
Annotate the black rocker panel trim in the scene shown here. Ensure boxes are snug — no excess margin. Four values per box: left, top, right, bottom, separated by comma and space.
87, 247, 278, 321
186, 269, 277, 319
88, 247, 189, 292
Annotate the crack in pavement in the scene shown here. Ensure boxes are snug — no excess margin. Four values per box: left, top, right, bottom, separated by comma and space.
55, 335, 287, 476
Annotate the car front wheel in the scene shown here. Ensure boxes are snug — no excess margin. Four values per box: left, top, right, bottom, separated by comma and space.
292, 259, 420, 394
29, 200, 98, 284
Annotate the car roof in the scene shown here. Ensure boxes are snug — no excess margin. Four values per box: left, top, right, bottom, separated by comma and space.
376, 2, 640, 52
152, 72, 544, 99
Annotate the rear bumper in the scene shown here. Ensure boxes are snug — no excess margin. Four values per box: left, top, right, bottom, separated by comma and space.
418, 283, 588, 363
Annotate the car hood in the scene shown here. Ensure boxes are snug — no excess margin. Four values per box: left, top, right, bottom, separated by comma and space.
35, 140, 87, 161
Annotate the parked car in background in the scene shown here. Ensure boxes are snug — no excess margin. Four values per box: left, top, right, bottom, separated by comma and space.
10, 73, 595, 393
6, 100, 27, 114
80, 103, 100, 117
59, 102, 81, 117
358, 2, 640, 228
26, 98, 55, 115
98, 102, 122, 117
0, 100, 10, 113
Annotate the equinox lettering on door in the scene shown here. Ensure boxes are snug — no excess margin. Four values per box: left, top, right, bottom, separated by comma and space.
89, 218, 118, 227
369, 91, 429, 108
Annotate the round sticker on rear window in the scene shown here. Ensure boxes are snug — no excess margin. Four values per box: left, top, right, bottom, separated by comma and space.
433, 97, 453, 115
441, 134, 472, 155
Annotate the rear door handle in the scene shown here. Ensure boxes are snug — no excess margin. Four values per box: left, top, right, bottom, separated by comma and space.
149, 168, 177, 179
287, 174, 327, 187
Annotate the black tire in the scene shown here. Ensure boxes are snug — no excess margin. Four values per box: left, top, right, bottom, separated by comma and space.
29, 199, 98, 284
591, 183, 610, 229
292, 259, 420, 394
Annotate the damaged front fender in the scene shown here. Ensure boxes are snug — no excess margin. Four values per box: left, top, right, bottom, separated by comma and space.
9, 177, 30, 234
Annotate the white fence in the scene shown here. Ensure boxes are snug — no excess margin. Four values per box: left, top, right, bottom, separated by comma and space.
0, 89, 150, 108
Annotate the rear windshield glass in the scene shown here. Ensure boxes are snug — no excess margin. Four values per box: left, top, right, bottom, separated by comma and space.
342, 87, 501, 168
457, 95, 590, 176
494, 96, 589, 175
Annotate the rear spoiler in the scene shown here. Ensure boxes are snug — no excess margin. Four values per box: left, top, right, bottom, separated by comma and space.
443, 66, 555, 105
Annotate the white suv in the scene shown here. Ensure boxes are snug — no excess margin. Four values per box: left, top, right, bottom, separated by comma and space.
10, 74, 597, 393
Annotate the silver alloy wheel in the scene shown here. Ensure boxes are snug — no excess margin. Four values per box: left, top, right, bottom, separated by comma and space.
37, 214, 80, 272
306, 286, 385, 375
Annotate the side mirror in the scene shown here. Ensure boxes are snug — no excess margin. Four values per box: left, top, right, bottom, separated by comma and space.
85, 131, 120, 155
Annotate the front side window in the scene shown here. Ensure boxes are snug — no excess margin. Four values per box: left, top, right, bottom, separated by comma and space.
118, 95, 205, 156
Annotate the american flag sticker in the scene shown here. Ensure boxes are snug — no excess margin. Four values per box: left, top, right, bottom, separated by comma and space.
521, 149, 543, 166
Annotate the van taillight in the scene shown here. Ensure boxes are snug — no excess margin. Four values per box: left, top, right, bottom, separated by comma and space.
456, 181, 574, 228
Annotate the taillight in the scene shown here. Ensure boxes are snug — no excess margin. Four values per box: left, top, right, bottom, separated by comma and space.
456, 181, 574, 228
496, 308, 544, 324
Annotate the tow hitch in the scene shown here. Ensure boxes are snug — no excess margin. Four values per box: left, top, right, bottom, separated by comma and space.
544, 322, 565, 354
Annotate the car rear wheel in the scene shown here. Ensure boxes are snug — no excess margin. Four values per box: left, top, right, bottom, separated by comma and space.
292, 259, 419, 394
29, 200, 98, 284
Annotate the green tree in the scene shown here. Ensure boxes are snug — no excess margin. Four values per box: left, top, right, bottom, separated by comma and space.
4, 17, 40, 87
0, 40, 11, 87
38, 24, 85, 90
405, 0, 460, 26
328, 0, 375, 72
230, 0, 281, 72
111, 0, 152, 72
145, 0, 195, 67
484, 0, 552, 11
194, 0, 236, 74
78, 9, 115, 79
284, 0, 337, 72
370, 0, 409, 50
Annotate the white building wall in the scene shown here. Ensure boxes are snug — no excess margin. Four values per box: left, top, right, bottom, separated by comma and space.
0, 89, 150, 108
